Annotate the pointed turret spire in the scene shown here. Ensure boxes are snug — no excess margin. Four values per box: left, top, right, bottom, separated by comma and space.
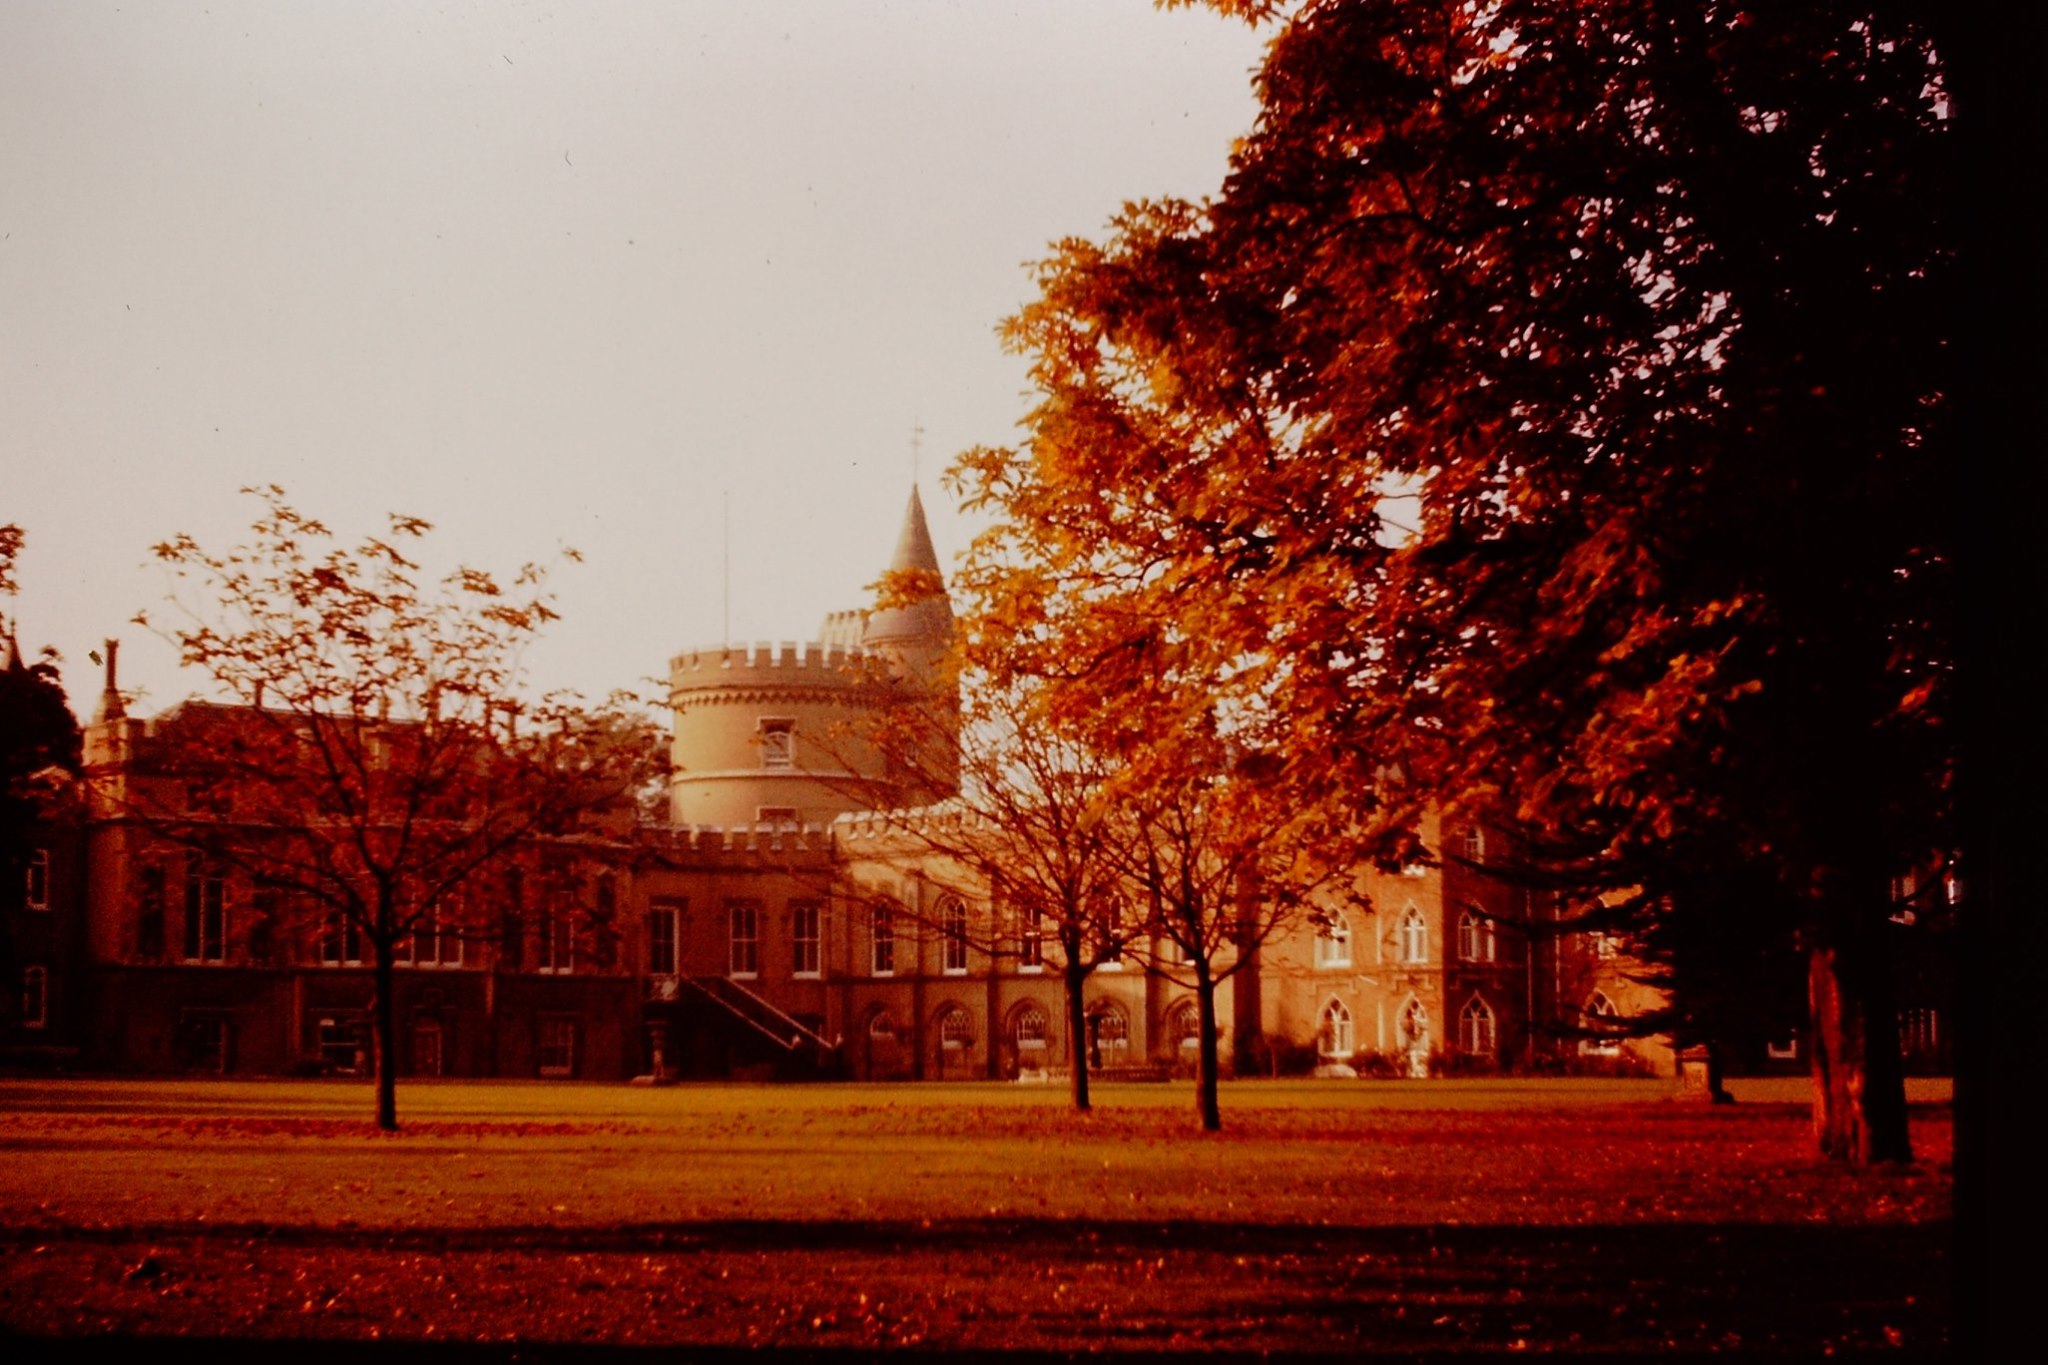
889, 485, 941, 576
863, 486, 953, 649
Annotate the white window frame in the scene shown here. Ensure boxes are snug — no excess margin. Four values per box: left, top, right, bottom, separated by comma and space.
319, 913, 363, 967
1581, 991, 1622, 1055
25, 848, 50, 913
407, 900, 465, 968
536, 907, 574, 975
1319, 997, 1354, 1059
1088, 1004, 1130, 1058
790, 902, 821, 979
1013, 1004, 1049, 1053
183, 861, 227, 964
870, 904, 895, 977
647, 901, 681, 978
938, 1007, 972, 1052
940, 896, 969, 975
21, 964, 48, 1030
1017, 904, 1044, 972
1459, 827, 1486, 863
727, 900, 760, 979
1458, 910, 1495, 963
1459, 994, 1497, 1055
1314, 910, 1353, 969
1398, 906, 1427, 965
867, 1010, 895, 1041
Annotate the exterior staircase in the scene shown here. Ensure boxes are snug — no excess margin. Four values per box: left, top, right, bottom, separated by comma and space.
677, 975, 839, 1064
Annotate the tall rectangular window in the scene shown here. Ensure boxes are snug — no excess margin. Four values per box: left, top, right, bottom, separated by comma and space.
790, 902, 821, 978
758, 718, 795, 770
319, 912, 362, 966
413, 904, 464, 967
25, 848, 50, 912
536, 907, 573, 974
871, 904, 895, 977
647, 902, 681, 977
941, 897, 969, 974
1018, 904, 1044, 971
1095, 898, 1123, 969
728, 900, 760, 978
183, 859, 226, 963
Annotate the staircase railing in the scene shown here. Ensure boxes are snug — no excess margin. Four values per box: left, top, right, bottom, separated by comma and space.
678, 975, 839, 1055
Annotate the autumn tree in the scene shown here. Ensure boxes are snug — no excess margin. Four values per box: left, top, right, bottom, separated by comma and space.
840, 661, 1138, 1112
1116, 754, 1332, 1132
125, 488, 662, 1128
960, 1, 1950, 1161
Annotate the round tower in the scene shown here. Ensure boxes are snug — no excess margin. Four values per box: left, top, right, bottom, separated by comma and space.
666, 488, 957, 828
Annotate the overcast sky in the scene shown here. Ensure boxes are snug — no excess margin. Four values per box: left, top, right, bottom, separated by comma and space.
2, 0, 1265, 715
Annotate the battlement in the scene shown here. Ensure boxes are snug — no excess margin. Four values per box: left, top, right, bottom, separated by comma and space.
667, 639, 874, 680
638, 820, 835, 857
834, 799, 980, 842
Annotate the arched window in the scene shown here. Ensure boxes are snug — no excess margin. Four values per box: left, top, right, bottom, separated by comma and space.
871, 904, 895, 976
1011, 1003, 1049, 1052
1166, 999, 1201, 1050
1085, 1001, 1130, 1065
1398, 996, 1429, 1051
867, 1010, 895, 1041
1581, 991, 1621, 1055
937, 1006, 973, 1052
1314, 910, 1353, 969
1459, 995, 1497, 1056
1399, 907, 1427, 964
940, 896, 969, 974
1458, 910, 1495, 963
1318, 997, 1354, 1059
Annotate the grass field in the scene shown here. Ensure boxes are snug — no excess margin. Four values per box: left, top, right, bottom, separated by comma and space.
0, 1076, 1953, 1359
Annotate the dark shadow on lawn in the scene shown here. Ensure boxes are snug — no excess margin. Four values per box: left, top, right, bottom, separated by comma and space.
2, 1219, 1948, 1359
0, 1336, 1961, 1365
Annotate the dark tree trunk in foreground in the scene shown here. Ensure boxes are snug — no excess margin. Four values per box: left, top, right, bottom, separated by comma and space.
1807, 910, 1910, 1164
1063, 961, 1091, 1113
372, 913, 400, 1132
1193, 965, 1222, 1133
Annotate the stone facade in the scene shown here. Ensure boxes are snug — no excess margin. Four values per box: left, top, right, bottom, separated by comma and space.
7, 488, 1682, 1081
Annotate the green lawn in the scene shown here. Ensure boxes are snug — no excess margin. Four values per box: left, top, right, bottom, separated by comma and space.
0, 1077, 1953, 1357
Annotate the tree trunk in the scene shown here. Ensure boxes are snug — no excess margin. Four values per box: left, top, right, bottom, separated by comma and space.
1064, 962, 1091, 1113
1194, 966, 1222, 1133
1807, 924, 1910, 1163
371, 945, 399, 1131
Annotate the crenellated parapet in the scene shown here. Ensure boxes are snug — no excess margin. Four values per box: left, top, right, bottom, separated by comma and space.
637, 820, 836, 859
668, 639, 873, 677
834, 799, 983, 844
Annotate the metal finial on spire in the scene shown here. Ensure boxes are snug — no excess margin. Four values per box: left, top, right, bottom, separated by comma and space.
910, 419, 925, 485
